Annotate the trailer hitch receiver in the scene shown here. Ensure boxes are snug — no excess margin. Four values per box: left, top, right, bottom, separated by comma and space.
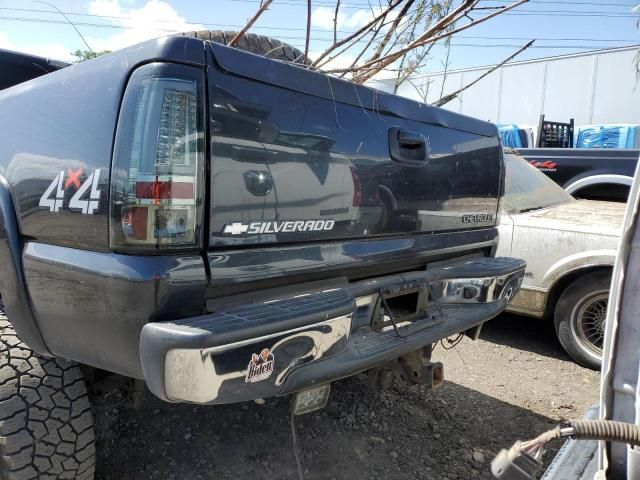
395, 347, 444, 389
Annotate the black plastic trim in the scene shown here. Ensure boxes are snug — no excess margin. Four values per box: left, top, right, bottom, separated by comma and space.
151, 288, 354, 348
22, 242, 208, 378
0, 176, 50, 355
207, 228, 500, 295
388, 127, 430, 166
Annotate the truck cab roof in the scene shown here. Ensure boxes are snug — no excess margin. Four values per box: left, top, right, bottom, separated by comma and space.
0, 48, 69, 90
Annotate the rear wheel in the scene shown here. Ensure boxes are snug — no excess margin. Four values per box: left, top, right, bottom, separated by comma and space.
179, 30, 310, 64
554, 271, 610, 369
0, 317, 95, 479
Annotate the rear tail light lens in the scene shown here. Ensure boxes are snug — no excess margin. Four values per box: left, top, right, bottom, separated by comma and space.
110, 63, 204, 251
350, 166, 362, 207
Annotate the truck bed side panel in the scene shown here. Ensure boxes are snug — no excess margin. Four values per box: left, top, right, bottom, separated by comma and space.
0, 37, 206, 251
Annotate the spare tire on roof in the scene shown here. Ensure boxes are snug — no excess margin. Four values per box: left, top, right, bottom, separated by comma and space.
180, 30, 310, 64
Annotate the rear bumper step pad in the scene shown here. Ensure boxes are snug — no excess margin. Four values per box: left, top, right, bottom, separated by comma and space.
140, 257, 525, 404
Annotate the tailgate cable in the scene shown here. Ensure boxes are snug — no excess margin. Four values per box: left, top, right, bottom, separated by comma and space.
492, 420, 640, 479
378, 283, 446, 339
426, 283, 446, 319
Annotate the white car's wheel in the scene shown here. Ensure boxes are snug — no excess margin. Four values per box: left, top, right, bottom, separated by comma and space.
554, 271, 609, 370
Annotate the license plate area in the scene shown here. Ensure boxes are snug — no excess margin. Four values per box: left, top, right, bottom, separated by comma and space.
371, 287, 429, 332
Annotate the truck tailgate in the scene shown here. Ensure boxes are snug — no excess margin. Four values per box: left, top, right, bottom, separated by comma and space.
207, 43, 502, 249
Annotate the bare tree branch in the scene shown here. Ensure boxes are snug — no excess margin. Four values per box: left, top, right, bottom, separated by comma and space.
439, 38, 452, 99
230, 0, 527, 94
381, 5, 422, 59
405, 76, 429, 101
394, 43, 434, 88
315, 0, 398, 71
434, 40, 534, 107
367, 0, 415, 64
391, 51, 432, 92
392, 0, 428, 92
339, 19, 387, 77
310, 0, 404, 68
333, 0, 341, 45
316, 15, 387, 70
354, 0, 528, 82
305, 0, 312, 62
229, 0, 275, 47
411, 0, 529, 52
375, 4, 425, 56
352, 0, 480, 81
634, 4, 640, 81
321, 0, 473, 77
321, 0, 525, 83
393, 0, 452, 92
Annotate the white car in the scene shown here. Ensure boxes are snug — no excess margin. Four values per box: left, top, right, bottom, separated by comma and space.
496, 151, 625, 369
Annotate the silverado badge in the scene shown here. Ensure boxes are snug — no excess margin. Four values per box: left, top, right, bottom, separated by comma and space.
245, 348, 275, 383
223, 220, 335, 235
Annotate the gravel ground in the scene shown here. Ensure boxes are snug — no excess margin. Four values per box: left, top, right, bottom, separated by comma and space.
93, 313, 600, 480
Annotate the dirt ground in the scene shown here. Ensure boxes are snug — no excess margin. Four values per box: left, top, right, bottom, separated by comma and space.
93, 313, 600, 480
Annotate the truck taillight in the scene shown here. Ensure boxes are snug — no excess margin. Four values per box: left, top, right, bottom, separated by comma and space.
350, 166, 362, 207
110, 63, 204, 251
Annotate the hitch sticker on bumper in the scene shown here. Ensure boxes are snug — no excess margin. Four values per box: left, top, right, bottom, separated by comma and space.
245, 349, 275, 383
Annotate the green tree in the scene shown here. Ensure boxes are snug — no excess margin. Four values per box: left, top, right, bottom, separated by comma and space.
71, 49, 111, 62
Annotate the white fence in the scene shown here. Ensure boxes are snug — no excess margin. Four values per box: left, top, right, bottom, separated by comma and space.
369, 46, 640, 126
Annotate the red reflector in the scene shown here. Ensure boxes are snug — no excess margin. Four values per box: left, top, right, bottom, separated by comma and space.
135, 180, 194, 201
349, 166, 362, 207
123, 207, 149, 240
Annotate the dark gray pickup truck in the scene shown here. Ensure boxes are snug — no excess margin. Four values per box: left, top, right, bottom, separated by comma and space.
517, 147, 640, 202
0, 48, 67, 90
0, 35, 524, 479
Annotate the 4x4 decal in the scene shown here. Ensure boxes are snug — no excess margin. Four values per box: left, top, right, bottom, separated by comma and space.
39, 168, 102, 215
528, 160, 558, 172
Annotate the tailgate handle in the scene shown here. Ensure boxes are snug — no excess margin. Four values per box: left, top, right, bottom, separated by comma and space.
388, 127, 429, 165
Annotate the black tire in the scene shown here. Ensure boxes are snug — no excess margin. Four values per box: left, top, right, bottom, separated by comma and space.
0, 317, 95, 479
180, 30, 310, 64
554, 271, 610, 370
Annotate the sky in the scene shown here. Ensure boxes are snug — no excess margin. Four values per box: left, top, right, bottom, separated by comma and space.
0, 0, 638, 74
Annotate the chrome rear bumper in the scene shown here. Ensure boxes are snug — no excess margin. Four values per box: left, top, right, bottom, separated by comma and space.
140, 257, 525, 404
